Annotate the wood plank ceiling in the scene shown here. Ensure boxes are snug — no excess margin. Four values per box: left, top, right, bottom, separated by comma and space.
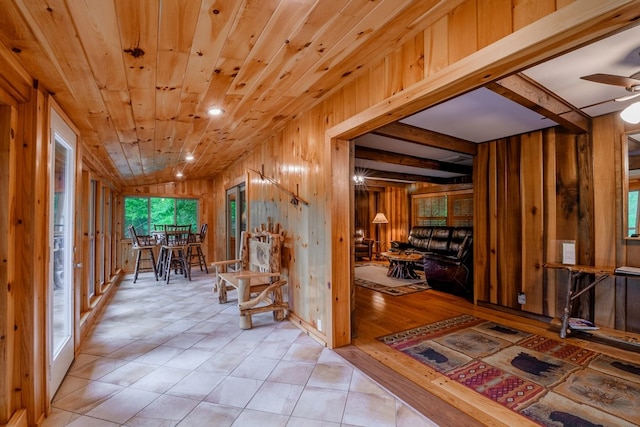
0, 0, 464, 187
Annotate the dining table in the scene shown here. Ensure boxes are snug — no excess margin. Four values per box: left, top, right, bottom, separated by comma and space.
151, 225, 193, 282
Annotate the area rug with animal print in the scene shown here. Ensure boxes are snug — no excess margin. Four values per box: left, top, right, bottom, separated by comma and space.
378, 314, 640, 426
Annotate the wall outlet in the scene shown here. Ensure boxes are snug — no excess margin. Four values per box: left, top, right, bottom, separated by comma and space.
517, 292, 526, 305
317, 319, 322, 331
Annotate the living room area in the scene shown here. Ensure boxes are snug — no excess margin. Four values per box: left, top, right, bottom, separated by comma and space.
345, 95, 640, 427
353, 172, 474, 295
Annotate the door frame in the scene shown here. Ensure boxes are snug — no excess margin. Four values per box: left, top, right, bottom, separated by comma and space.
48, 105, 78, 399
226, 182, 246, 259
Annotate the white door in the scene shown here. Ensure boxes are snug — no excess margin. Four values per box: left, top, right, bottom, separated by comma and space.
49, 109, 76, 397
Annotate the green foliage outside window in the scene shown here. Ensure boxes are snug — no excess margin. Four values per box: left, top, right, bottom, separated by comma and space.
413, 193, 473, 227
124, 196, 198, 237
415, 195, 448, 226
629, 190, 639, 236
125, 198, 150, 235
176, 199, 198, 229
229, 200, 236, 236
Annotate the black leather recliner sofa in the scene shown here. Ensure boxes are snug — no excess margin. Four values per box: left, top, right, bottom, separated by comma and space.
391, 226, 473, 299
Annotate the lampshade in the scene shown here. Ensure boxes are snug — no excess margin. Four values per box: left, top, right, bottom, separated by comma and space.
621, 101, 640, 124
372, 212, 388, 224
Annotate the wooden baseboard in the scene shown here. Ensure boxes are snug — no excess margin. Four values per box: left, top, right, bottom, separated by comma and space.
79, 271, 123, 341
6, 409, 27, 427
477, 300, 552, 324
288, 312, 327, 347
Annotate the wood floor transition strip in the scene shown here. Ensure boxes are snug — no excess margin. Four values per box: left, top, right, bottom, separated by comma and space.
335, 345, 486, 427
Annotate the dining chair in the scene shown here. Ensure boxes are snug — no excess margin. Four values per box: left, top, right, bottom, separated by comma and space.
188, 223, 209, 274
128, 225, 158, 283
152, 224, 170, 277
161, 224, 192, 284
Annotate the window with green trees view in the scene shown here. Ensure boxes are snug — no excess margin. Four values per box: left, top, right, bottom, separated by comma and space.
124, 197, 198, 236
629, 189, 639, 236
412, 193, 473, 227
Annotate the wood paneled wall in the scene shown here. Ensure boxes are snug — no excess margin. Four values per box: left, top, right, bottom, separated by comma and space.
1, 104, 18, 426
2, 1, 640, 426
354, 186, 410, 246
476, 129, 583, 310
354, 189, 372, 235
1, 80, 52, 426
16, 88, 48, 427
474, 119, 639, 331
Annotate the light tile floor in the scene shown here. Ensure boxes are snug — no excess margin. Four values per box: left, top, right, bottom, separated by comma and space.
43, 271, 438, 427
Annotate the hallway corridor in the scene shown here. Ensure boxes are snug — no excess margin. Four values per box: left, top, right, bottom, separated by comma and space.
43, 272, 436, 427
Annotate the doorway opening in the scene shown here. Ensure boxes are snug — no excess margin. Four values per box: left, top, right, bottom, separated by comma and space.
226, 183, 246, 259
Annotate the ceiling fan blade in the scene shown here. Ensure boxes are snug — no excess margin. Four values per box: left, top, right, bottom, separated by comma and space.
581, 73, 640, 88
615, 92, 640, 102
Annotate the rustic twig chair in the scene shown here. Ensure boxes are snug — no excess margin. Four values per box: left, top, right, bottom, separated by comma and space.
212, 222, 288, 329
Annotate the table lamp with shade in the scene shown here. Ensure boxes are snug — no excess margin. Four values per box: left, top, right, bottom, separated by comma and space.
372, 212, 388, 257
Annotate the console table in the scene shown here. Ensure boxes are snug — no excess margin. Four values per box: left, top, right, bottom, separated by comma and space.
544, 263, 615, 338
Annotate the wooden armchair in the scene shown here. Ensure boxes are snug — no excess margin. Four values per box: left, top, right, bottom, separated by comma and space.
212, 223, 288, 329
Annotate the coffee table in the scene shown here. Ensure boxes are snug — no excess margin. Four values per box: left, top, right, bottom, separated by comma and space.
380, 251, 423, 279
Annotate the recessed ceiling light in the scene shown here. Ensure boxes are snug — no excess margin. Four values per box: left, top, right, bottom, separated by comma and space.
176, 172, 184, 178
207, 107, 224, 116
185, 154, 195, 161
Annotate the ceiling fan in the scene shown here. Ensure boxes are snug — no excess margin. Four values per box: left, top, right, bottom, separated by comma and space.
581, 72, 640, 101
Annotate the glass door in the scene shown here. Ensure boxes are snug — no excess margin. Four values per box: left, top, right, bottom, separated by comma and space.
49, 109, 76, 398
88, 179, 96, 300
226, 183, 246, 259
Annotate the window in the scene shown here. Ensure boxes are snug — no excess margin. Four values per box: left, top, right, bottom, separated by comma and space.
124, 196, 199, 236
97, 185, 105, 287
412, 193, 473, 227
88, 179, 96, 299
450, 194, 473, 226
414, 195, 448, 226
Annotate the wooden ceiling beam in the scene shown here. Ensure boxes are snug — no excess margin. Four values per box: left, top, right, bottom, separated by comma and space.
358, 179, 409, 188
360, 168, 472, 185
355, 146, 473, 175
625, 122, 640, 134
486, 73, 591, 134
372, 122, 477, 156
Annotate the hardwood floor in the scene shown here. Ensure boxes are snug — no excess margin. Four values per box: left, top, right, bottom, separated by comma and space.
343, 264, 640, 427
